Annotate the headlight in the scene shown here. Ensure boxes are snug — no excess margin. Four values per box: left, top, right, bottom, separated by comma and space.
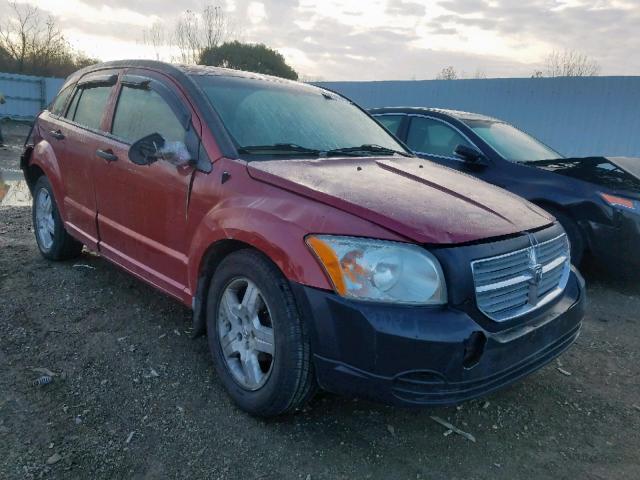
306, 235, 447, 305
600, 192, 638, 212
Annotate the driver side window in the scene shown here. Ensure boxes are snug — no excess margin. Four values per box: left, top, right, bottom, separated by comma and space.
376, 115, 405, 136
111, 86, 186, 144
407, 116, 471, 158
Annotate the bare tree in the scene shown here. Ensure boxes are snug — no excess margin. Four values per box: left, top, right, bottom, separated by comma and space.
201, 5, 226, 52
143, 5, 228, 64
176, 5, 227, 63
459, 68, 487, 79
0, 2, 66, 73
540, 49, 601, 77
143, 21, 166, 61
435, 66, 458, 80
470, 68, 486, 79
0, 2, 95, 76
174, 10, 200, 64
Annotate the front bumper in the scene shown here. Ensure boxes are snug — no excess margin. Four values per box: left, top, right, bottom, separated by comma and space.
292, 268, 585, 407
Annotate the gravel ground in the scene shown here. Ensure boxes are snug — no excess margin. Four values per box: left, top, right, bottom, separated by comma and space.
1, 120, 639, 479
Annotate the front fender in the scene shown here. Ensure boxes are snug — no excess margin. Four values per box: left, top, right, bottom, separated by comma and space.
186, 203, 337, 338
510, 165, 610, 225
187, 205, 332, 295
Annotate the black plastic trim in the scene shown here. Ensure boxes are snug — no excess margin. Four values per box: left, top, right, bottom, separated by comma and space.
78, 73, 117, 88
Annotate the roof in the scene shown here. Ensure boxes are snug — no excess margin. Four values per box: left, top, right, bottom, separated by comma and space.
369, 106, 502, 123
65, 59, 311, 92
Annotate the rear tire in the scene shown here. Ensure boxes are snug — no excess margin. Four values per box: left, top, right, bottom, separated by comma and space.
206, 249, 316, 417
32, 176, 83, 260
545, 207, 585, 266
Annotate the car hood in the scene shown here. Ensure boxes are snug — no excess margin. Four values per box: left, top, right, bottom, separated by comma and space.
247, 157, 553, 244
526, 157, 640, 197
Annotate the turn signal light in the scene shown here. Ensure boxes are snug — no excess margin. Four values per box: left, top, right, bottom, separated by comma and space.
600, 193, 635, 210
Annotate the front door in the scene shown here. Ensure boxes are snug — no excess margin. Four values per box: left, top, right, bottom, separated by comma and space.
93, 73, 198, 302
405, 115, 491, 179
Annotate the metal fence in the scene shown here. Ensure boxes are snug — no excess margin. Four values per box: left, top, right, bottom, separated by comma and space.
2, 71, 639, 158
0, 72, 64, 120
318, 76, 640, 158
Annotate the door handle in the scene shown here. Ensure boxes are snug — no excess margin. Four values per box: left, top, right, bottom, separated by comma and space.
49, 129, 64, 140
96, 149, 118, 162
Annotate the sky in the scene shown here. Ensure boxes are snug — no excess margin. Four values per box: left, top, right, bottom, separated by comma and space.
3, 0, 640, 80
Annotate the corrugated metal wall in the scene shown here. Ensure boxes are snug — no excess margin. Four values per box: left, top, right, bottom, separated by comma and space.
0, 72, 64, 120
2, 72, 639, 158
318, 76, 640, 158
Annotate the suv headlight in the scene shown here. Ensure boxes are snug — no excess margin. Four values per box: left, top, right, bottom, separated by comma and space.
600, 192, 638, 212
306, 235, 447, 305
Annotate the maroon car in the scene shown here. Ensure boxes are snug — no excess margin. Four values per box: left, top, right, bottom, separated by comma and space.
21, 60, 585, 416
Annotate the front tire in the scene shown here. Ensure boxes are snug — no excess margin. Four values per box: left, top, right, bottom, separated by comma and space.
206, 249, 316, 417
32, 176, 83, 260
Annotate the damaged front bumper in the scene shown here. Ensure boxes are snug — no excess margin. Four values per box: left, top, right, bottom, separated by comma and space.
585, 208, 640, 270
291, 268, 585, 407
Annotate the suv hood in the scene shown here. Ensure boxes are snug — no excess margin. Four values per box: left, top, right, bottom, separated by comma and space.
247, 157, 552, 244
525, 156, 640, 197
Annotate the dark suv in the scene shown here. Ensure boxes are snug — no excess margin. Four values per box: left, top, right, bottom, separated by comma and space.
371, 107, 640, 269
21, 61, 585, 416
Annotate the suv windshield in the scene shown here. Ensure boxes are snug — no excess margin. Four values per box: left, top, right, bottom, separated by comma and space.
464, 120, 562, 162
192, 75, 408, 158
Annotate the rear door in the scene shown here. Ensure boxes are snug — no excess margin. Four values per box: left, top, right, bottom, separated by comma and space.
51, 72, 119, 249
92, 71, 200, 302
38, 82, 75, 145
35, 82, 74, 186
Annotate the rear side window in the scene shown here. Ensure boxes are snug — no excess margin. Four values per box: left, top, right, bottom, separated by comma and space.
407, 117, 472, 157
376, 115, 404, 136
68, 86, 112, 130
50, 85, 74, 116
111, 86, 186, 144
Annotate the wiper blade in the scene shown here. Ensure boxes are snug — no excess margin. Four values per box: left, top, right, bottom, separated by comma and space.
237, 143, 412, 158
237, 143, 321, 155
326, 144, 412, 157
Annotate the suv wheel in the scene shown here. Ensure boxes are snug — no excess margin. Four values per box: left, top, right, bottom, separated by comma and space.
32, 176, 83, 260
206, 249, 316, 416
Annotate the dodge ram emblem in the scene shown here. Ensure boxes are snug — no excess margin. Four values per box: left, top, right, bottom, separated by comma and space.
527, 246, 544, 304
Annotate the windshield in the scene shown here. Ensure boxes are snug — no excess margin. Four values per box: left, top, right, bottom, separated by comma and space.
465, 120, 562, 162
192, 75, 407, 157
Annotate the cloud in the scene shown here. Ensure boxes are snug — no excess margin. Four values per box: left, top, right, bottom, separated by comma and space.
437, 0, 493, 14
247, 1, 267, 24
12, 0, 640, 79
428, 0, 640, 74
386, 1, 427, 17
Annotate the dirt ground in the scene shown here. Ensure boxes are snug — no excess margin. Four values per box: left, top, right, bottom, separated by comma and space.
1, 120, 639, 479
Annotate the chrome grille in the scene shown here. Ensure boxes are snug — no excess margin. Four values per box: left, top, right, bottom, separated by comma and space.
471, 234, 571, 322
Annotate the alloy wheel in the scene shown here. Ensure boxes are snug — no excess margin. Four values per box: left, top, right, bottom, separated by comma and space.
217, 277, 275, 390
35, 187, 55, 251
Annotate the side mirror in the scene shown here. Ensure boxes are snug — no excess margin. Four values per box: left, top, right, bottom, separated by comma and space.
129, 133, 165, 165
454, 144, 487, 164
129, 133, 194, 167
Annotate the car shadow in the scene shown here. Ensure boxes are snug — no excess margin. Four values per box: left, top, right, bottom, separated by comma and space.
579, 256, 640, 296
